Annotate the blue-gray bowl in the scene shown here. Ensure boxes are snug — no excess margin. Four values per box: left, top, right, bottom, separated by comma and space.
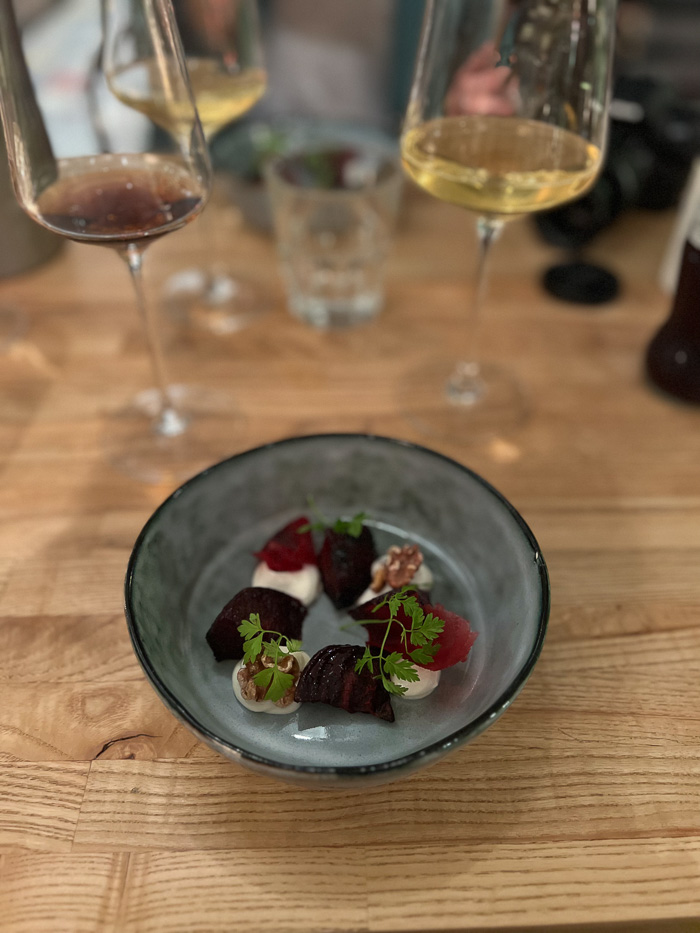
125, 434, 549, 787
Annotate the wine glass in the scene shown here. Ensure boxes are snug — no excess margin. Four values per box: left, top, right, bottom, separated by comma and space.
400, 0, 616, 439
108, 0, 267, 335
0, 0, 247, 483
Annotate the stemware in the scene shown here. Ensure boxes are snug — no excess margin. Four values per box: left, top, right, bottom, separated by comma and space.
400, 0, 617, 439
108, 0, 267, 335
0, 0, 249, 483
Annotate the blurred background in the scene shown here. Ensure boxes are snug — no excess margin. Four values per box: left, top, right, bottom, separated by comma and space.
7, 0, 700, 292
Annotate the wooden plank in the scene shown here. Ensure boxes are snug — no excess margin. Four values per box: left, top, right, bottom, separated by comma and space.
0, 684, 196, 762
0, 852, 127, 933
72, 714, 700, 850
365, 838, 700, 930
118, 849, 368, 933
5, 842, 694, 933
0, 763, 89, 851
0, 614, 140, 684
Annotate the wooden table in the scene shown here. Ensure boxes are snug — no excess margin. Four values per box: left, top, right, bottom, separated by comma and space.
1, 185, 699, 933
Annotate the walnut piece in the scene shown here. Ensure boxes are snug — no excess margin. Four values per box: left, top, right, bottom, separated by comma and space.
238, 652, 301, 707
370, 563, 387, 593
237, 659, 265, 701
385, 544, 423, 589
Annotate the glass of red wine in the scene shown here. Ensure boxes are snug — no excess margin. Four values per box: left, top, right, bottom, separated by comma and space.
0, 0, 245, 483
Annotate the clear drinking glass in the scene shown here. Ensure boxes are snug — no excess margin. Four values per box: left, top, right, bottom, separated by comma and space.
401, 0, 617, 439
109, 0, 267, 335
265, 143, 403, 329
0, 0, 250, 483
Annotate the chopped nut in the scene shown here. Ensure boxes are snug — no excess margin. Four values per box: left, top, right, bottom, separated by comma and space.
385, 544, 423, 588
274, 690, 297, 708
237, 659, 266, 701
370, 563, 387, 593
260, 652, 299, 676
277, 653, 298, 675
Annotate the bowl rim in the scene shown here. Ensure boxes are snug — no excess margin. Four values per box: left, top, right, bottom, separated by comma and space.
125, 432, 550, 777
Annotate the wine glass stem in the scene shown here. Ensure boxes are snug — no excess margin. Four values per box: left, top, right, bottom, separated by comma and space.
122, 243, 189, 438
447, 215, 503, 405
195, 170, 233, 293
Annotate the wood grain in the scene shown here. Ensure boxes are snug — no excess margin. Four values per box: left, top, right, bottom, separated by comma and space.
67, 691, 700, 849
0, 763, 89, 850
1, 187, 699, 930
0, 853, 127, 933
365, 839, 700, 930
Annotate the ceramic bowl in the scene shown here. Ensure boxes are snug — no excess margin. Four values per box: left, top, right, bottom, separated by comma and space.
125, 434, 549, 787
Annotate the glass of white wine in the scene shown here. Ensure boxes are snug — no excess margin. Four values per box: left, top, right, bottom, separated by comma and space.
401, 0, 617, 439
108, 0, 267, 335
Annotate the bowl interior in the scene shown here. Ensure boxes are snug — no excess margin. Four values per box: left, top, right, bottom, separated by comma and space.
127, 435, 547, 772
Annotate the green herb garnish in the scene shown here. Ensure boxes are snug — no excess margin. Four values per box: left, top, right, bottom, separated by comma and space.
298, 495, 367, 538
237, 613, 303, 703
351, 588, 444, 696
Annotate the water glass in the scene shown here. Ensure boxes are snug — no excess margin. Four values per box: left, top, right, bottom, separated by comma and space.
265, 144, 402, 329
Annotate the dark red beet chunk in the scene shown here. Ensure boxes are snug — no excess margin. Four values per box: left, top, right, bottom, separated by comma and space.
294, 644, 394, 722
205, 587, 307, 661
318, 526, 376, 609
349, 592, 477, 671
253, 516, 316, 572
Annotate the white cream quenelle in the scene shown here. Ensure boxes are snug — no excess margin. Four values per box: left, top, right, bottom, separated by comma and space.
252, 562, 322, 607
391, 665, 441, 699
232, 649, 310, 715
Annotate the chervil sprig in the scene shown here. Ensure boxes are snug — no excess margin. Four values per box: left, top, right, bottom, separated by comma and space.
352, 588, 444, 696
298, 495, 367, 538
237, 613, 303, 703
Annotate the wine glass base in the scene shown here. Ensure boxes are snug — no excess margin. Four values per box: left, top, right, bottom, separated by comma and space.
402, 361, 528, 443
105, 384, 247, 485
0, 305, 27, 352
164, 267, 268, 336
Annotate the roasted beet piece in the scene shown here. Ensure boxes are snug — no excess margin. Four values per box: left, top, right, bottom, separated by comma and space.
294, 644, 394, 722
253, 516, 316, 572
318, 526, 376, 609
205, 587, 307, 662
349, 592, 477, 671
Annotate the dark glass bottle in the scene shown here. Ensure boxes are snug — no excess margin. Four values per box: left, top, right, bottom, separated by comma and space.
646, 219, 700, 403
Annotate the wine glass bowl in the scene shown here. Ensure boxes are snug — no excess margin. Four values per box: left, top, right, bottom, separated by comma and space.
114, 0, 268, 336
106, 5, 266, 144
0, 0, 247, 483
400, 0, 616, 439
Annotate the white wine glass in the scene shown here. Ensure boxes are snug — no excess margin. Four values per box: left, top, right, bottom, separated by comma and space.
108, 0, 267, 335
401, 0, 617, 439
0, 0, 246, 483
